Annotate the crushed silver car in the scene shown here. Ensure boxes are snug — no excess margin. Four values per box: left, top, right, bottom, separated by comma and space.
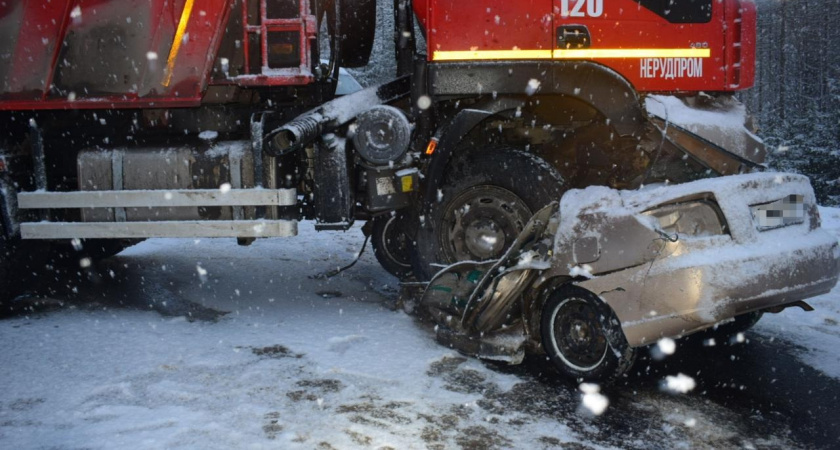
418, 172, 840, 383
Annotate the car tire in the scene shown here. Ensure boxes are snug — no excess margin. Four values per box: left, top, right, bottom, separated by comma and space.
413, 147, 565, 280
540, 285, 636, 383
370, 214, 414, 280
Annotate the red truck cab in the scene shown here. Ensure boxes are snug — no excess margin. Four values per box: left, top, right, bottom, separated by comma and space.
414, 0, 756, 93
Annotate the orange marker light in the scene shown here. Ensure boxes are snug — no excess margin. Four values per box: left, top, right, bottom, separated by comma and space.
425, 138, 438, 155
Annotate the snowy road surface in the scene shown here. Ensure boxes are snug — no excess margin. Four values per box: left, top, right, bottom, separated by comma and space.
1, 208, 839, 449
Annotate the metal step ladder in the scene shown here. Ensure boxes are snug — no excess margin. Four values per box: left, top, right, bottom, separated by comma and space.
234, 0, 317, 86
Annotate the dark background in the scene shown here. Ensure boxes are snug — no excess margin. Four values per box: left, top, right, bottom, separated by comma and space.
743, 0, 840, 206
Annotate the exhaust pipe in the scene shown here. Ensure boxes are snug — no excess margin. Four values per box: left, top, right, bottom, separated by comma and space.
270, 114, 327, 156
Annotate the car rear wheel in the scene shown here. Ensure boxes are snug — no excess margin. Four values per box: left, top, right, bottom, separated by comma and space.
541, 285, 636, 383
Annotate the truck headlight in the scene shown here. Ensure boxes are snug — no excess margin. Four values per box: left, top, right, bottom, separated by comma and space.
643, 200, 726, 237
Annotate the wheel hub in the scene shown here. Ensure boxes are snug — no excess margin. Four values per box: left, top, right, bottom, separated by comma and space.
441, 186, 532, 263
553, 298, 608, 370
570, 321, 591, 344
463, 218, 506, 259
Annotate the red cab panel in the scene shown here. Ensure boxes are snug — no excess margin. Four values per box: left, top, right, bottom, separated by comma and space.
422, 0, 553, 57
420, 0, 756, 93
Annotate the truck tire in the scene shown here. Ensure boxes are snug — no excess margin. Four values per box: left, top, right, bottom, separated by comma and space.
541, 285, 637, 383
0, 235, 136, 308
0, 229, 52, 308
49, 238, 140, 267
413, 148, 565, 280
0, 226, 12, 307
326, 0, 376, 68
370, 214, 414, 280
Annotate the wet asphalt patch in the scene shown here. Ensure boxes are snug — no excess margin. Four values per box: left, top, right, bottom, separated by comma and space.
1, 256, 228, 322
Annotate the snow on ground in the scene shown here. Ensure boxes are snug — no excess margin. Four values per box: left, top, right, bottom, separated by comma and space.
755, 206, 840, 378
1, 210, 838, 449
0, 225, 589, 450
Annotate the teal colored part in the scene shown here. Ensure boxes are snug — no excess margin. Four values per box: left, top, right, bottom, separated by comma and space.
450, 296, 467, 308
466, 270, 483, 283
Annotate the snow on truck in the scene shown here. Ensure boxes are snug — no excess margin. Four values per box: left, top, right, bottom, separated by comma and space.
1, 1, 837, 381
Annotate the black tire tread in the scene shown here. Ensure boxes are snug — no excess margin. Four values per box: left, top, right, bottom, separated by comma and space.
370, 215, 414, 281
540, 284, 636, 384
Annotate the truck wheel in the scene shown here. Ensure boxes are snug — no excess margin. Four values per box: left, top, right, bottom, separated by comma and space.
50, 239, 140, 267
0, 229, 52, 308
540, 285, 636, 383
413, 148, 565, 279
325, 0, 376, 68
370, 214, 414, 280
0, 227, 12, 306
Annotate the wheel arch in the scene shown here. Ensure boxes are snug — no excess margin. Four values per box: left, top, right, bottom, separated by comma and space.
421, 97, 526, 208
422, 61, 650, 205
428, 61, 648, 136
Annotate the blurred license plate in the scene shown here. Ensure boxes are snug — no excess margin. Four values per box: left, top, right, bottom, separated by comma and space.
750, 194, 805, 231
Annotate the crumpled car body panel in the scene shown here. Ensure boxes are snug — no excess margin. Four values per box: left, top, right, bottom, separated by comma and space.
543, 172, 839, 347
420, 172, 840, 360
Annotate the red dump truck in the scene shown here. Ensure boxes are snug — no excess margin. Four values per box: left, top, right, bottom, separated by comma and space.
4, 0, 836, 381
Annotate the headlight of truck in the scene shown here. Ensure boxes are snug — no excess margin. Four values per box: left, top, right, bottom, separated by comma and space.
643, 200, 726, 237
